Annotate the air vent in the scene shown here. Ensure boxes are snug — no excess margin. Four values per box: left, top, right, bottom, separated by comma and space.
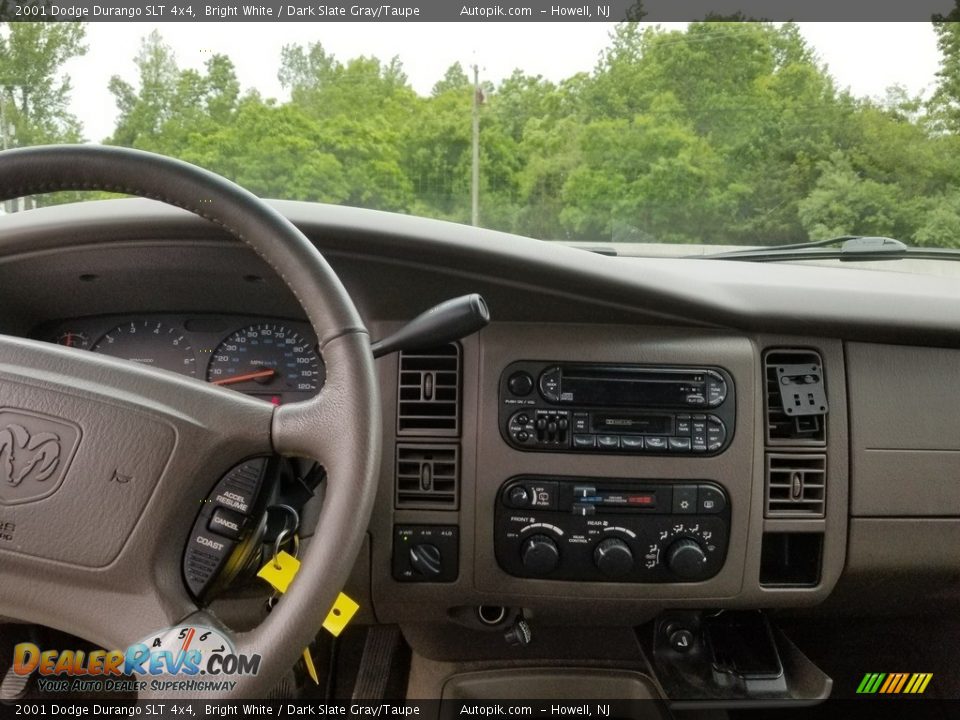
396, 444, 459, 509
397, 344, 461, 436
764, 350, 826, 444
766, 454, 826, 518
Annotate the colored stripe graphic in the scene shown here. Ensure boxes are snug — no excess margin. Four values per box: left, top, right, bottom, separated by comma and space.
857, 672, 932, 694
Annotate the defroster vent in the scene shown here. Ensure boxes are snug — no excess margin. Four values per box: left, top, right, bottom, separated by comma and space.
397, 344, 461, 435
396, 444, 459, 509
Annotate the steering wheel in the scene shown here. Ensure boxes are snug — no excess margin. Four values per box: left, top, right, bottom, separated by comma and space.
0, 145, 382, 697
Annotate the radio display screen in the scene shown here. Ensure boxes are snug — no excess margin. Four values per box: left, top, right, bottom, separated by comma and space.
562, 368, 704, 407
593, 414, 673, 435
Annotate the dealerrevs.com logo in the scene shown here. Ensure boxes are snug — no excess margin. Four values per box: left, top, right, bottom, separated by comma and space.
13, 626, 261, 694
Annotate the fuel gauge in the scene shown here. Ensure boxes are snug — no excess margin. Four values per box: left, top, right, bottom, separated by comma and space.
55, 332, 91, 350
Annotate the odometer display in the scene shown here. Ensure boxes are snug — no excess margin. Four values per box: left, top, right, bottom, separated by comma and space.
207, 323, 322, 400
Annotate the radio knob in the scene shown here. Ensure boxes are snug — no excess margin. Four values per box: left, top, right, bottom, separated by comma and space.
593, 537, 634, 578
520, 534, 560, 575
665, 538, 709, 580
508, 371, 534, 396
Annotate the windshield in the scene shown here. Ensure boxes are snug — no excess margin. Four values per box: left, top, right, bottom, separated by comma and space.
0, 20, 956, 255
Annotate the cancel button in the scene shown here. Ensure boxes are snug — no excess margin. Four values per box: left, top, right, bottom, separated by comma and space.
208, 507, 246, 540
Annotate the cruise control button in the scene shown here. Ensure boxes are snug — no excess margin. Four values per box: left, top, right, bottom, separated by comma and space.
573, 434, 596, 449
672, 485, 698, 514
668, 437, 692, 452
208, 507, 246, 540
212, 457, 266, 515
597, 435, 620, 450
620, 436, 645, 450
644, 436, 669, 451
698, 485, 726, 514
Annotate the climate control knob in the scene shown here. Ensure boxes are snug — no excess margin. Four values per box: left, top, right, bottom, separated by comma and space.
520, 534, 560, 575
665, 538, 709, 580
593, 537, 634, 578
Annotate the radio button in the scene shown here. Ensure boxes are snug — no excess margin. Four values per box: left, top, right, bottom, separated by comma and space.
620, 436, 645, 450
698, 485, 726, 514
644, 436, 669, 451
706, 374, 727, 406
706, 418, 726, 451
691, 419, 708, 452
572, 413, 589, 432
597, 434, 620, 450
668, 437, 692, 452
539, 367, 562, 402
675, 416, 692, 436
573, 434, 596, 449
672, 485, 698, 514
685, 393, 706, 406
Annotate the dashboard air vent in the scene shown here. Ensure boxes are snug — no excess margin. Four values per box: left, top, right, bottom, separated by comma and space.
397, 343, 461, 435
764, 350, 827, 444
765, 454, 826, 518
395, 444, 459, 509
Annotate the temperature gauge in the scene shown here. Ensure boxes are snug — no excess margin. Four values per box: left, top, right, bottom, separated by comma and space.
55, 332, 90, 350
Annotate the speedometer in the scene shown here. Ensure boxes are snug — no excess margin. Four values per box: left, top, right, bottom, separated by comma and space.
206, 323, 323, 400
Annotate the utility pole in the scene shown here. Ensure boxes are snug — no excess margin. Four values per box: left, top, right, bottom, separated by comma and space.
471, 64, 480, 227
0, 90, 9, 215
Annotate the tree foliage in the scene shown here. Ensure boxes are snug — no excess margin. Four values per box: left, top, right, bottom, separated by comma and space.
8, 20, 960, 248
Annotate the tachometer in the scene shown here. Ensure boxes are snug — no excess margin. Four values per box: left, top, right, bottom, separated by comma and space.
206, 323, 323, 399
91, 321, 198, 376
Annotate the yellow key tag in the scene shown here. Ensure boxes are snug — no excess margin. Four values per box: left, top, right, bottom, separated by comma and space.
257, 551, 301, 593
302, 648, 319, 685
322, 592, 359, 637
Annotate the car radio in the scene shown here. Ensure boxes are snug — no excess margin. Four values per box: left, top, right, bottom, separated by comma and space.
494, 476, 730, 582
499, 362, 735, 455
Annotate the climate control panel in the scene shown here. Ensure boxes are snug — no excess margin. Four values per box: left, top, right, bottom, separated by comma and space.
494, 476, 730, 583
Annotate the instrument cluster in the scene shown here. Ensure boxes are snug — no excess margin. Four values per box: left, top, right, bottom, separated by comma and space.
39, 314, 324, 405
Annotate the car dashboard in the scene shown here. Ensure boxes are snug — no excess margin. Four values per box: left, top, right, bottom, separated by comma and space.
3, 197, 960, 700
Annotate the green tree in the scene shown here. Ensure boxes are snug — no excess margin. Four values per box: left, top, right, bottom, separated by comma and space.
0, 22, 87, 148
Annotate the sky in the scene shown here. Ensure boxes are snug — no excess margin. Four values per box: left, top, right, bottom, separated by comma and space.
63, 22, 943, 142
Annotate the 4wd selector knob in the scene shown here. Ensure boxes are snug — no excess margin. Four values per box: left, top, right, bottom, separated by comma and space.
665, 538, 709, 580
520, 534, 560, 575
593, 537, 634, 578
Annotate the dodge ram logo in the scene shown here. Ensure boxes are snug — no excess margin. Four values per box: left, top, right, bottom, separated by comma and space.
1, 425, 61, 486
0, 410, 81, 505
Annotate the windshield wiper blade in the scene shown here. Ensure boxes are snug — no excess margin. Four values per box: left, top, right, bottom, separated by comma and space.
697, 235, 917, 262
